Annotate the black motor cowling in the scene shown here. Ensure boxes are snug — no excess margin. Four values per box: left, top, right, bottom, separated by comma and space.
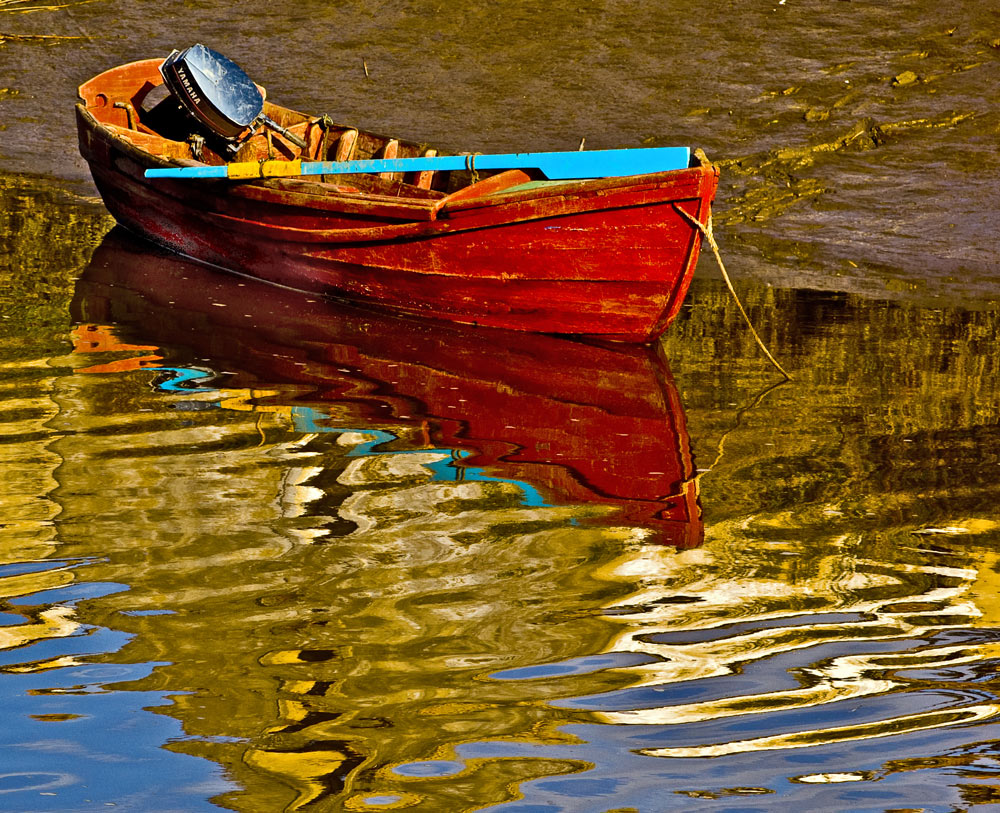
159, 44, 306, 150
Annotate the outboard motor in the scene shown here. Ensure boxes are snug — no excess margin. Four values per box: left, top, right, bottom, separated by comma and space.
159, 44, 307, 152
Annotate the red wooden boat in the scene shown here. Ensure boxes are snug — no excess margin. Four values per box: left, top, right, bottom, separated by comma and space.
76, 55, 719, 342
72, 228, 703, 547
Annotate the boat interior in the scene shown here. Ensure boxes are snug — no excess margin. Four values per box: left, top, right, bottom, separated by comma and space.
79, 58, 542, 200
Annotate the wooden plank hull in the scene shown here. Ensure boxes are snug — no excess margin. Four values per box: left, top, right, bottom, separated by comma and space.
76, 58, 719, 342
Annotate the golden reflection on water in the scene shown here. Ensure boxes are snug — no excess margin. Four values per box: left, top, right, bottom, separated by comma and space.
593, 537, 999, 754
0, 349, 84, 674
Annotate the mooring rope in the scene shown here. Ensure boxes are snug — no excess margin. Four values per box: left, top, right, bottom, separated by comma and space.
464, 152, 481, 184
674, 206, 792, 381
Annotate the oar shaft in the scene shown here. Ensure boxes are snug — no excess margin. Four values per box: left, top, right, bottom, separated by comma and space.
145, 146, 691, 181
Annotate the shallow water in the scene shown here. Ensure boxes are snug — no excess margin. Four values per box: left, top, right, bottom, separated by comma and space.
2, 1, 1000, 811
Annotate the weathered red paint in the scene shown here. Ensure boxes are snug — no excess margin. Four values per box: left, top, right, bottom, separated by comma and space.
76, 58, 720, 342
75, 229, 704, 547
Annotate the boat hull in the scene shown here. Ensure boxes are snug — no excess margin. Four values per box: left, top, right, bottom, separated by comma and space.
76, 59, 719, 342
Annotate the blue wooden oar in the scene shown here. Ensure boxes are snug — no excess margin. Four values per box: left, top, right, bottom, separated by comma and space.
144, 146, 691, 181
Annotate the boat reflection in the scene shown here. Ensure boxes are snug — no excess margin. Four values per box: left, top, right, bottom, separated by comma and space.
72, 227, 703, 549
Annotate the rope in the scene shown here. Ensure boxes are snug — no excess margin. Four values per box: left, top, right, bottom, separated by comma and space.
317, 114, 334, 161
696, 378, 786, 482
674, 206, 792, 381
465, 153, 480, 184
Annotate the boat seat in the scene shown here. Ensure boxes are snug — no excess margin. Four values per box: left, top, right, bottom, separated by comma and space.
335, 129, 359, 162
101, 123, 199, 161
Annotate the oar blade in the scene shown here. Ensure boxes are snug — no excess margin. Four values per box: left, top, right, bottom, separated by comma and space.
515, 147, 691, 179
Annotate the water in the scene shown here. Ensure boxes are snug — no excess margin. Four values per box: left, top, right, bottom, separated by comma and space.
2, 1, 1000, 810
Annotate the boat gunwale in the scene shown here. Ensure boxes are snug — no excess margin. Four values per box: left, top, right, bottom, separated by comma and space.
79, 103, 717, 244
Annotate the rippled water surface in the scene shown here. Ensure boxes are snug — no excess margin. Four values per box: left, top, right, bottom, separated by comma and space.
2, 1, 1000, 811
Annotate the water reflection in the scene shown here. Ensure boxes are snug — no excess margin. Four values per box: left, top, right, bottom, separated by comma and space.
73, 227, 704, 549
7, 214, 1000, 809
589, 543, 996, 752
28, 228, 704, 809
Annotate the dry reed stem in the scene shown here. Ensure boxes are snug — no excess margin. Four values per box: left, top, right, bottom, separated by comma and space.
1, 0, 102, 12
0, 32, 88, 39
